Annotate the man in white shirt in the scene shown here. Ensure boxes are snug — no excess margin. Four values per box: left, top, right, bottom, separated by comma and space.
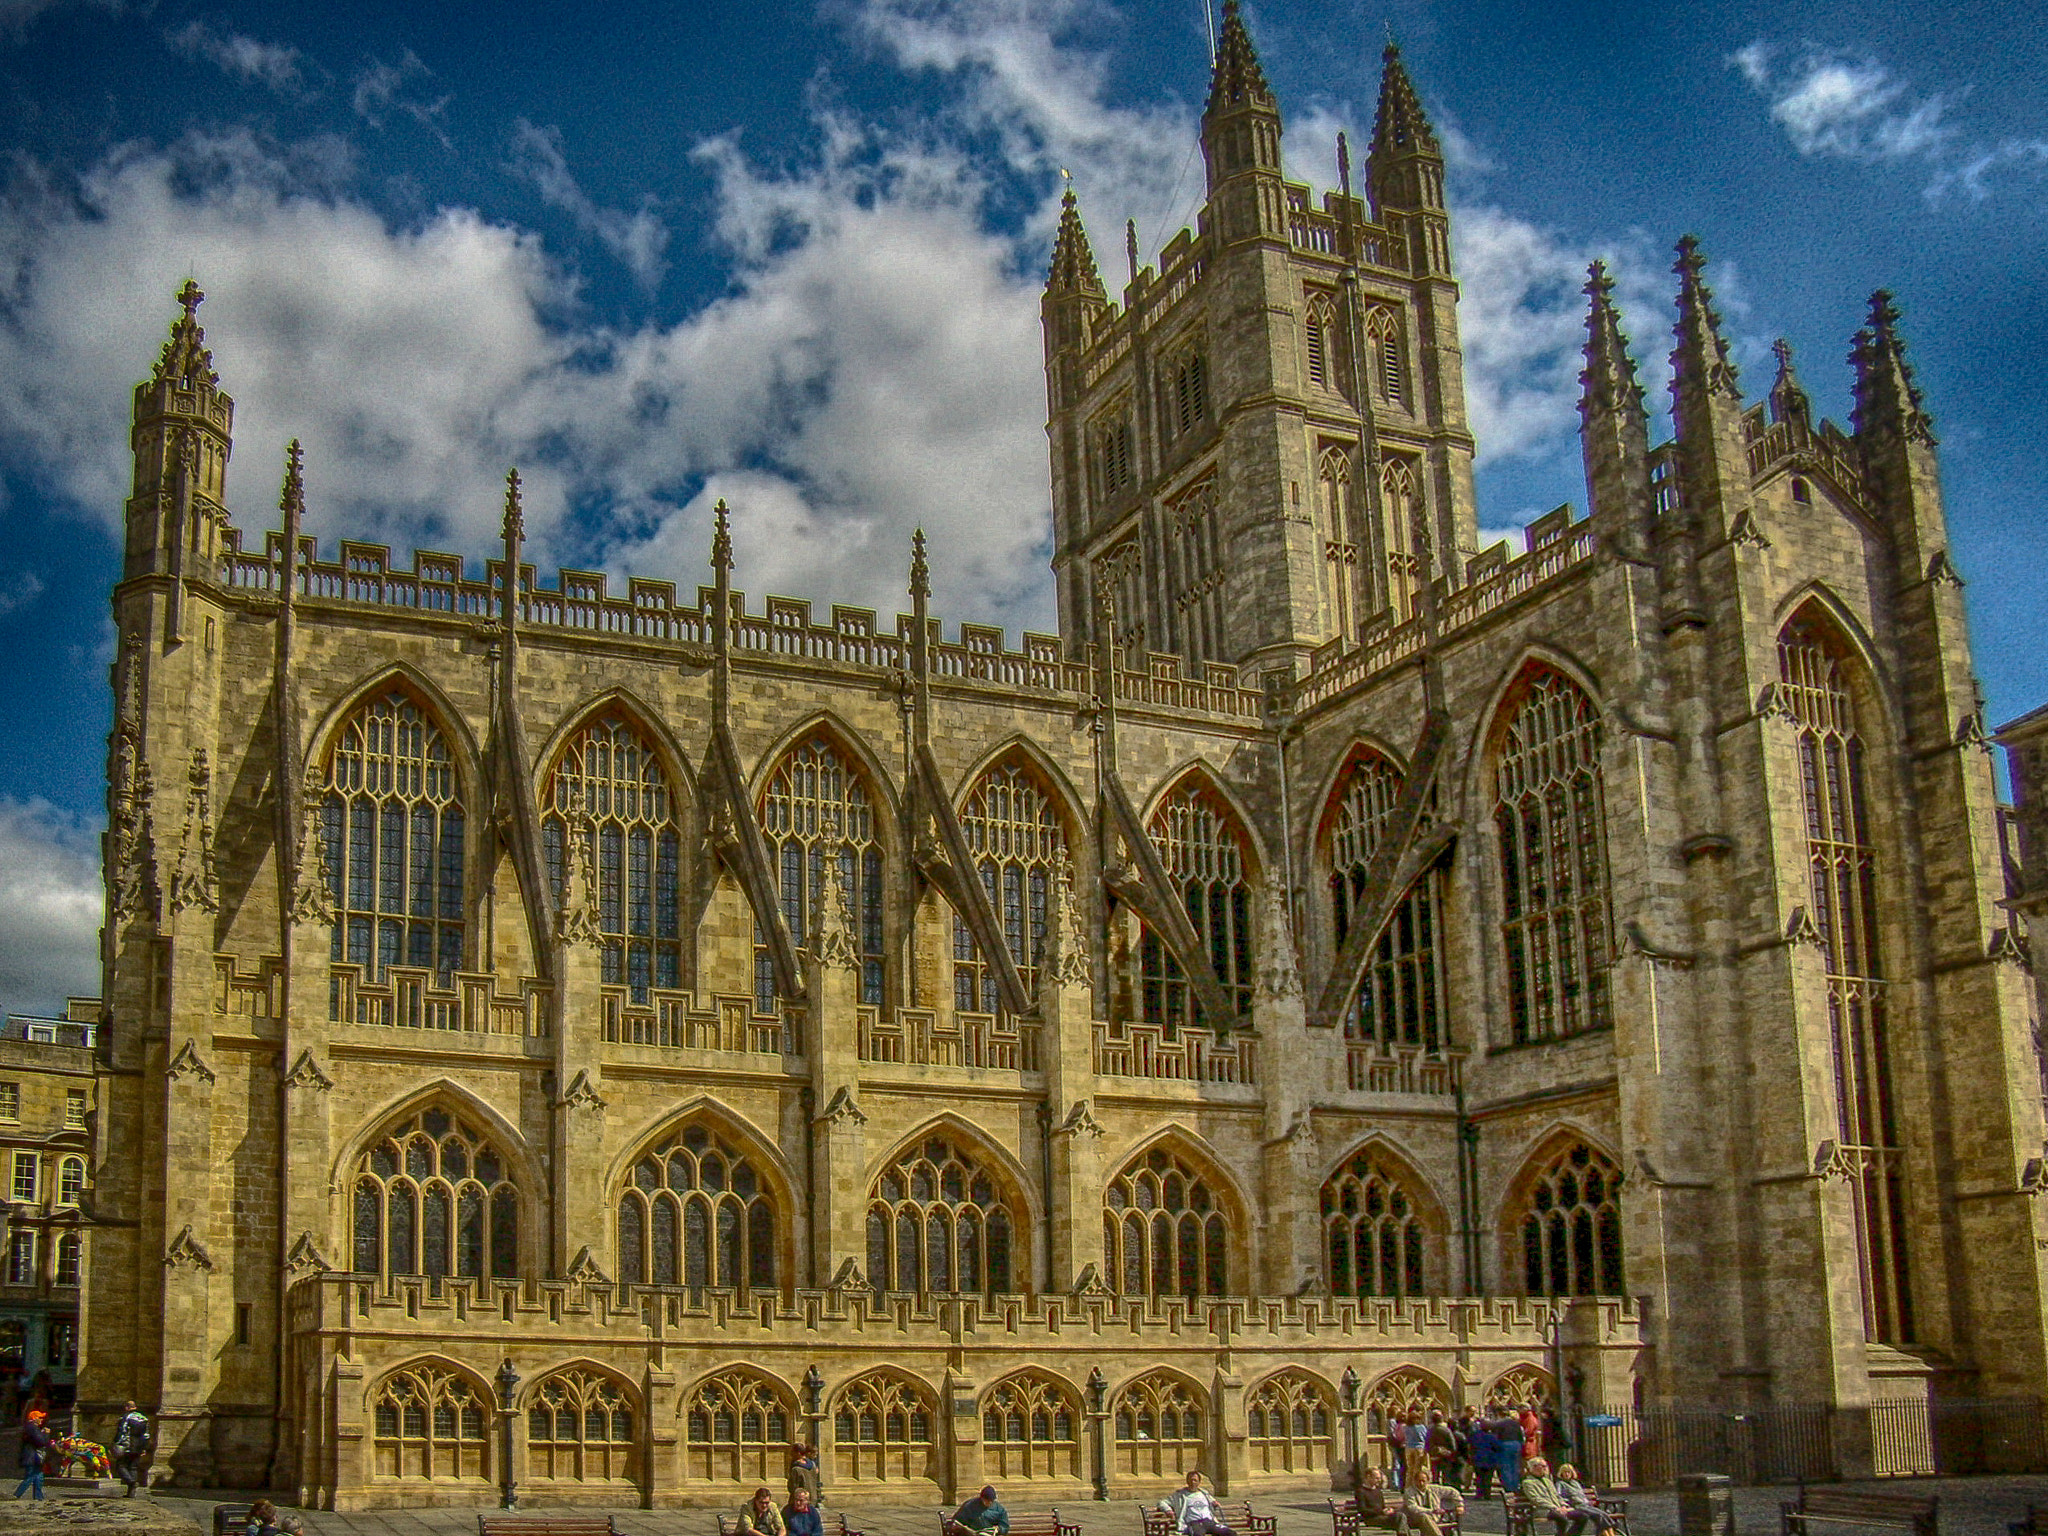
1159, 1471, 1235, 1536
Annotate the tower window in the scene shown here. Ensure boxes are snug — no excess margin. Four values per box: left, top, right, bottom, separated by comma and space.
1304, 296, 1341, 395
1791, 476, 1812, 505
1365, 308, 1404, 407
1161, 348, 1208, 441
1097, 415, 1133, 496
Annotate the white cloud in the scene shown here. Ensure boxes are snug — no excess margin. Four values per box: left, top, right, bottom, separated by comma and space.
0, 572, 45, 617
508, 120, 671, 289
352, 50, 451, 143
0, 798, 102, 1016
169, 20, 306, 95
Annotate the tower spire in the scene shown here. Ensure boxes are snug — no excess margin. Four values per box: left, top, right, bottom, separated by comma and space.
1768, 337, 1812, 429
1199, 0, 1283, 235
1205, 0, 1273, 118
1046, 186, 1104, 297
1852, 290, 1935, 445
1367, 40, 1449, 272
1581, 261, 1646, 425
1670, 235, 1741, 410
1371, 40, 1442, 168
155, 280, 218, 391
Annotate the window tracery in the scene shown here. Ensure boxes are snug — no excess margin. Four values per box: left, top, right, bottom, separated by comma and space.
866, 1134, 1015, 1294
832, 1371, 936, 1483
954, 762, 1067, 1014
1111, 1372, 1206, 1480
1162, 347, 1209, 440
1103, 1145, 1228, 1298
1378, 457, 1420, 621
351, 1106, 517, 1281
681, 1369, 793, 1483
320, 687, 464, 984
1245, 1371, 1334, 1475
527, 1368, 636, 1483
1142, 780, 1254, 1029
1780, 611, 1910, 1342
1322, 1146, 1428, 1299
1305, 295, 1338, 392
543, 711, 682, 1004
1165, 478, 1224, 666
370, 1363, 489, 1481
1365, 307, 1404, 407
1327, 749, 1444, 1053
1318, 448, 1361, 643
756, 735, 885, 1011
618, 1122, 777, 1290
1514, 1139, 1623, 1297
1494, 668, 1612, 1044
980, 1371, 1081, 1480
1363, 1367, 1447, 1437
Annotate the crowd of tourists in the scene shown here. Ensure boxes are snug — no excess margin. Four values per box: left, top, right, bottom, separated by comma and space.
1352, 1402, 1618, 1536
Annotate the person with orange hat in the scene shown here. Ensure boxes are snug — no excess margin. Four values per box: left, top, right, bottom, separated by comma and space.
13, 1407, 49, 1500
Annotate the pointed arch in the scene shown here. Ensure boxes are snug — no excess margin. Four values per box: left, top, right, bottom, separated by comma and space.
950, 736, 1089, 850
949, 744, 1083, 1013
613, 1104, 790, 1291
533, 686, 698, 819
1362, 1365, 1450, 1436
1485, 656, 1614, 1046
746, 710, 903, 829
341, 1092, 528, 1283
1110, 1367, 1211, 1480
367, 1355, 494, 1483
751, 714, 897, 1014
1304, 291, 1340, 393
1363, 304, 1405, 407
1101, 1126, 1250, 1300
305, 662, 483, 794
1483, 1362, 1556, 1408
1497, 1128, 1625, 1299
864, 1116, 1035, 1296
1320, 1135, 1443, 1302
1245, 1366, 1338, 1477
604, 1096, 798, 1211
330, 1078, 539, 1202
523, 1360, 640, 1486
979, 1368, 1085, 1481
830, 1366, 940, 1485
1137, 759, 1270, 881
1135, 763, 1263, 1030
1772, 585, 1902, 737
678, 1364, 799, 1486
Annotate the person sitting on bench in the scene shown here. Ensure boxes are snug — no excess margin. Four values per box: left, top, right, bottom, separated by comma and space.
1553, 1465, 1614, 1534
741, 1487, 786, 1536
948, 1486, 1010, 1536
1401, 1471, 1466, 1536
1160, 1472, 1234, 1536
784, 1485, 824, 1536
1356, 1469, 1402, 1532
1519, 1459, 1585, 1536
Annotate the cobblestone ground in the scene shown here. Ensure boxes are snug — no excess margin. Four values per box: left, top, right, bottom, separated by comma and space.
108, 1477, 2047, 1536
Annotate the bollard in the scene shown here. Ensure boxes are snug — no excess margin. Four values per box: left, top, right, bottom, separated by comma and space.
1677, 1472, 1734, 1536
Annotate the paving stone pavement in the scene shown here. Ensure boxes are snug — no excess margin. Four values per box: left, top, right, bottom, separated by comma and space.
129, 1478, 2048, 1536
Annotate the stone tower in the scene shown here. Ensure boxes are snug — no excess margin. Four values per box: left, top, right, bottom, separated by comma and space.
1043, 10, 1478, 682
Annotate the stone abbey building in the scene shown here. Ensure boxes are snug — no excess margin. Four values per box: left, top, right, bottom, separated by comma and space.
79, 3, 2048, 1510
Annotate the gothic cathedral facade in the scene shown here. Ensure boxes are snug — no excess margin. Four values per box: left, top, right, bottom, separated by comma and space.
80, 4, 2048, 1509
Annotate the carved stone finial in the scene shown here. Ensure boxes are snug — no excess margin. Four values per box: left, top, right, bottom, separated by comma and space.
909, 527, 930, 602
1671, 235, 1741, 404
284, 1232, 332, 1276
818, 1085, 867, 1128
1070, 1262, 1110, 1298
711, 498, 733, 573
167, 1039, 216, 1085
811, 845, 859, 973
1255, 883, 1301, 1003
110, 758, 160, 925
502, 467, 524, 547
565, 1246, 610, 1285
1042, 848, 1092, 991
1051, 1099, 1104, 1141
280, 438, 305, 520
555, 796, 603, 948
290, 773, 337, 927
828, 1256, 873, 1294
168, 747, 219, 915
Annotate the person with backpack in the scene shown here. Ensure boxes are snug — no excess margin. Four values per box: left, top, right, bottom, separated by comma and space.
13, 1407, 49, 1501
112, 1402, 152, 1496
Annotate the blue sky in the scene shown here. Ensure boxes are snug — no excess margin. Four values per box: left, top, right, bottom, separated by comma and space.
0, 0, 2042, 1010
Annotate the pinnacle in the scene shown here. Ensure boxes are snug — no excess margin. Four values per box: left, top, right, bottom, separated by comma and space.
1768, 337, 1811, 427
1851, 289, 1933, 442
502, 467, 524, 546
1205, 0, 1274, 118
1046, 184, 1103, 296
1670, 235, 1741, 403
711, 497, 733, 572
1372, 37, 1441, 161
279, 439, 305, 519
1580, 261, 1645, 421
909, 526, 930, 601
152, 280, 219, 391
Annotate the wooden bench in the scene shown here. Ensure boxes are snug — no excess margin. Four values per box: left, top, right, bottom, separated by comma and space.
943, 1510, 1079, 1536
478, 1517, 619, 1536
1781, 1488, 1939, 1536
1329, 1499, 1425, 1536
1143, 1502, 1276, 1536
723, 1516, 863, 1536
1506, 1495, 1629, 1536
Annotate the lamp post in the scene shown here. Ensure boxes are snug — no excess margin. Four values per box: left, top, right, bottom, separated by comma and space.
1087, 1368, 1109, 1502
1339, 1368, 1362, 1492
495, 1357, 520, 1511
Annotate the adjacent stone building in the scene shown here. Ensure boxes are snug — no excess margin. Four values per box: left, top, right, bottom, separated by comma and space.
79, 4, 2048, 1510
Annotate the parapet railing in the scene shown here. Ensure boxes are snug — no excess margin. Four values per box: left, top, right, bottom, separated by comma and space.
1093, 1020, 1256, 1084
858, 1007, 1040, 1072
327, 964, 552, 1037
600, 986, 800, 1056
1344, 1041, 1464, 1095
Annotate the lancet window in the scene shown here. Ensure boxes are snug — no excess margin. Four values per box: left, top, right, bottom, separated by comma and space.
1494, 667, 1612, 1045
1363, 1368, 1447, 1438
1161, 346, 1209, 441
866, 1135, 1015, 1294
1112, 1372, 1206, 1479
1305, 295, 1337, 392
617, 1122, 776, 1289
1327, 749, 1444, 1053
1780, 612, 1911, 1342
1379, 457, 1420, 621
681, 1370, 793, 1483
832, 1372, 936, 1483
371, 1363, 490, 1481
1365, 306, 1404, 407
980, 1372, 1082, 1480
542, 711, 682, 1004
1104, 1145, 1228, 1298
1097, 539, 1147, 658
1246, 1371, 1334, 1475
351, 1107, 517, 1281
1096, 408, 1134, 497
321, 687, 465, 983
1165, 478, 1225, 666
1142, 780, 1254, 1029
954, 762, 1067, 1014
1318, 448, 1361, 643
1322, 1146, 1428, 1299
755, 736, 885, 1011
526, 1368, 636, 1484
1515, 1139, 1624, 1297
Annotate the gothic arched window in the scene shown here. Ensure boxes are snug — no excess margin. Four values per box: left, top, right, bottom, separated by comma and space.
681, 1369, 794, 1484
1112, 1372, 1206, 1480
832, 1371, 937, 1483
756, 735, 885, 1011
1165, 478, 1224, 666
1162, 347, 1208, 440
866, 1134, 1015, 1294
1304, 295, 1337, 392
1363, 1367, 1447, 1439
1103, 1145, 1228, 1298
526, 1368, 636, 1484
1494, 667, 1612, 1045
371, 1362, 490, 1481
1322, 1145, 1428, 1299
1327, 749, 1444, 1054
321, 687, 465, 983
1365, 307, 1404, 407
1318, 448, 1360, 643
1514, 1139, 1623, 1297
1780, 611, 1910, 1343
1379, 457, 1420, 621
954, 761, 1068, 1014
980, 1371, 1082, 1481
1246, 1370, 1334, 1475
617, 1122, 777, 1289
351, 1106, 517, 1281
1143, 780, 1255, 1029
542, 711, 682, 1004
